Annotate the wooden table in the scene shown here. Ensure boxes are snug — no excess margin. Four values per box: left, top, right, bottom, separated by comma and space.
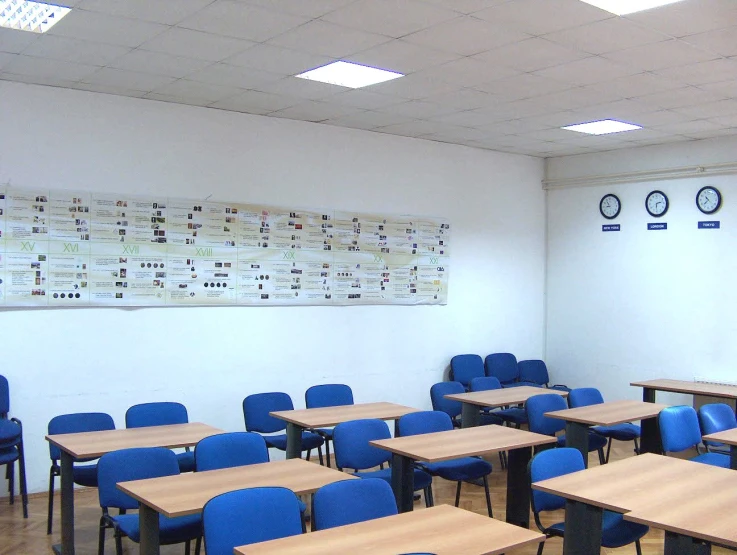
117, 458, 355, 555
532, 453, 735, 555
370, 424, 556, 527
632, 378, 737, 409
45, 422, 223, 555
445, 386, 568, 428
544, 400, 668, 465
235, 504, 545, 555
269, 402, 419, 459
703, 428, 737, 469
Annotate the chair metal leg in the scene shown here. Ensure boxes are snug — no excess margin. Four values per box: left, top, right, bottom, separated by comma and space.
636, 539, 642, 555
98, 515, 107, 555
482, 475, 493, 518
317, 444, 324, 466
634, 437, 641, 455
597, 446, 606, 466
18, 440, 28, 518
424, 485, 434, 507
605, 438, 613, 464
194, 536, 202, 555
47, 466, 56, 534
455, 481, 462, 507
536, 541, 545, 555
7, 460, 14, 505
325, 439, 331, 468
114, 529, 124, 555
305, 448, 311, 461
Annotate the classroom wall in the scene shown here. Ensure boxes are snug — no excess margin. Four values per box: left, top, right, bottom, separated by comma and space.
545, 137, 737, 403
0, 81, 546, 493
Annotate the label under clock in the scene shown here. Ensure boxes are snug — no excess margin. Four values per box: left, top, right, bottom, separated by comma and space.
602, 224, 620, 232
698, 221, 720, 229
647, 223, 667, 231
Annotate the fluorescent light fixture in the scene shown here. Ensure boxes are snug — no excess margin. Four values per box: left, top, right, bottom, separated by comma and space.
562, 119, 642, 135
0, 0, 70, 33
295, 61, 403, 89
578, 0, 685, 15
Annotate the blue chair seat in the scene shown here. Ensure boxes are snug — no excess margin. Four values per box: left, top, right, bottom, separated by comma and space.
692, 452, 730, 468
502, 382, 534, 388
496, 407, 527, 425
264, 431, 324, 451
422, 457, 492, 482
0, 419, 21, 444
72, 464, 99, 487
592, 423, 640, 441
549, 385, 572, 392
176, 451, 195, 473
0, 447, 19, 465
546, 511, 648, 548
352, 467, 433, 491
115, 512, 202, 544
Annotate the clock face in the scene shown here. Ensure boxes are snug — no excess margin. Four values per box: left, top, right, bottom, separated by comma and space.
646, 190, 669, 218
599, 194, 621, 220
696, 186, 722, 214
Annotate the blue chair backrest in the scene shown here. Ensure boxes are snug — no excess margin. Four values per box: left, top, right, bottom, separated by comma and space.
398, 411, 453, 437
125, 402, 188, 428
530, 448, 585, 513
48, 412, 115, 461
470, 376, 503, 392
518, 360, 550, 385
195, 432, 269, 471
567, 388, 605, 408
305, 384, 354, 409
332, 419, 391, 470
243, 392, 294, 434
526, 394, 567, 436
660, 405, 702, 453
485, 353, 519, 384
699, 403, 737, 437
450, 355, 485, 389
0, 375, 9, 417
98, 447, 180, 510
203, 487, 303, 555
430, 381, 464, 419
313, 478, 397, 531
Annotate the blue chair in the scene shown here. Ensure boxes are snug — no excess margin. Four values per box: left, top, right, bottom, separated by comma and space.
568, 388, 640, 463
332, 419, 433, 507
203, 487, 303, 555
529, 448, 647, 555
305, 384, 354, 468
485, 353, 526, 387
660, 405, 730, 467
194, 432, 269, 471
398, 411, 494, 517
97, 447, 202, 555
518, 360, 570, 391
430, 381, 502, 428
526, 394, 607, 465
698, 403, 737, 454
0, 375, 27, 519
125, 402, 195, 473
450, 355, 485, 391
243, 392, 324, 464
312, 478, 396, 530
47, 412, 115, 534
470, 376, 527, 428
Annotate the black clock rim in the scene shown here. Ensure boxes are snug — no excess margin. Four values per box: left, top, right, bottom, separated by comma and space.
645, 190, 669, 218
599, 193, 621, 220
696, 186, 722, 215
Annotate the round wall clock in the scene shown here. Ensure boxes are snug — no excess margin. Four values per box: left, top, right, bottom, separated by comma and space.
646, 190, 669, 218
599, 194, 621, 220
696, 186, 722, 214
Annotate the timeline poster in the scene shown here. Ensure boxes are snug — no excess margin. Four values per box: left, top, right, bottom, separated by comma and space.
166, 245, 237, 305
0, 188, 5, 302
89, 243, 168, 305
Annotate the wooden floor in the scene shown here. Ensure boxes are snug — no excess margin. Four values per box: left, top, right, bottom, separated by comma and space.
0, 441, 731, 555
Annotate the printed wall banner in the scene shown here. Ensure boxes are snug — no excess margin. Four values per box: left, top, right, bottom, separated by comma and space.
0, 186, 449, 307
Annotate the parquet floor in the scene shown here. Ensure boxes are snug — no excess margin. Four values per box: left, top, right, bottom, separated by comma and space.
0, 441, 732, 554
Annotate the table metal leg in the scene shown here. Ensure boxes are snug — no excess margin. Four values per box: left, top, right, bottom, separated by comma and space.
285, 422, 304, 460
642, 387, 656, 403
664, 531, 711, 555
641, 414, 662, 455
391, 453, 415, 513
53, 451, 75, 555
139, 503, 161, 555
565, 421, 590, 468
562, 499, 602, 555
461, 402, 480, 428
506, 447, 532, 528
731, 445, 737, 470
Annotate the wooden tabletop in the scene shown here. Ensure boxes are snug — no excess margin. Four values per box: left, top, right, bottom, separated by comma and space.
45, 422, 224, 459
532, 453, 735, 513
117, 459, 355, 518
269, 402, 419, 428
631, 379, 737, 399
445, 386, 567, 408
235, 504, 545, 555
703, 428, 737, 446
370, 424, 557, 462
544, 400, 668, 426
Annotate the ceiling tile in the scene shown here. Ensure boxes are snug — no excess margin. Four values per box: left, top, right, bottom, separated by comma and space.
0, 52, 15, 70
634, 86, 727, 110
210, 89, 299, 113
421, 87, 494, 110
75, 0, 213, 24
47, 10, 168, 48
186, 63, 283, 89
631, 109, 688, 126
108, 50, 211, 79
603, 39, 718, 72
141, 28, 254, 62
423, 0, 510, 14
700, 79, 737, 98
145, 92, 214, 107
471, 38, 588, 73
542, 17, 669, 55
0, 28, 41, 54
82, 67, 177, 91
415, 57, 521, 87
403, 15, 531, 56
472, 73, 573, 101
653, 119, 724, 134
347, 39, 460, 74
624, 0, 737, 38
538, 86, 623, 111
179, 1, 308, 42
682, 26, 737, 58
583, 72, 681, 98
532, 56, 638, 87
71, 81, 148, 98
22, 35, 130, 67
366, 73, 458, 100
682, 128, 737, 140
379, 100, 458, 119
329, 89, 407, 110
0, 72, 77, 88
254, 76, 346, 100
2, 55, 98, 81
374, 119, 442, 137
269, 100, 359, 122
655, 58, 737, 86
225, 44, 335, 76
473, 0, 612, 35
268, 20, 391, 58
327, 110, 416, 129
150, 79, 245, 103
674, 100, 737, 119
241, 0, 361, 18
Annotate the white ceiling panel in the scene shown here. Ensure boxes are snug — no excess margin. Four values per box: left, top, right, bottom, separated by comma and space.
82, 68, 176, 91
327, 109, 416, 129
347, 39, 459, 74
22, 35, 130, 67
108, 50, 212, 79
185, 63, 284, 89
542, 17, 670, 56
328, 89, 407, 110
655, 58, 737, 86
635, 86, 727, 110
472, 38, 588, 73
267, 20, 391, 58
225, 44, 335, 76
602, 39, 718, 72
210, 89, 300, 113
532, 56, 638, 87
624, 0, 737, 38
241, 0, 364, 19
46, 10, 168, 48
150, 79, 245, 103
75, 0, 214, 25
473, 0, 613, 35
269, 100, 360, 122
141, 28, 254, 62
0, 29, 40, 54
416, 57, 521, 88
71, 81, 148, 97
0, 52, 15, 70
3, 55, 99, 81
253, 76, 347, 101
682, 26, 737, 57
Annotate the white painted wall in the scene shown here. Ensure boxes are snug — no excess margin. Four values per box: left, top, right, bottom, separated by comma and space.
546, 139, 737, 405
0, 81, 546, 493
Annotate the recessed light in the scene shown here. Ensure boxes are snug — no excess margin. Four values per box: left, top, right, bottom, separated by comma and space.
0, 0, 70, 33
295, 61, 403, 89
562, 119, 642, 135
578, 0, 686, 15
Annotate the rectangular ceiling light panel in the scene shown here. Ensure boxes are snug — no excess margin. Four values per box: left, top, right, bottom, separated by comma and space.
0, 0, 70, 33
295, 61, 403, 89
578, 0, 686, 15
562, 119, 642, 135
